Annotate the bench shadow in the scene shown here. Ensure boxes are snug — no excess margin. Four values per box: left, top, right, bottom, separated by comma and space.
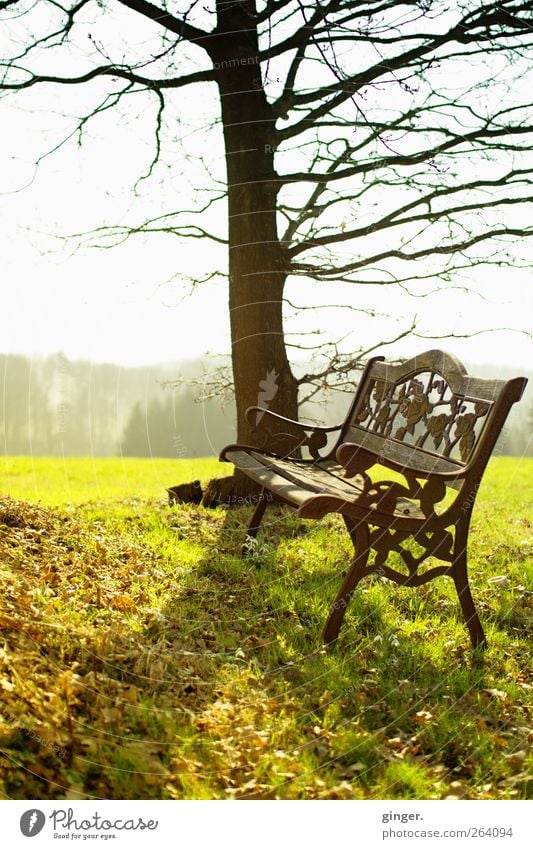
157, 498, 491, 703
139, 499, 501, 796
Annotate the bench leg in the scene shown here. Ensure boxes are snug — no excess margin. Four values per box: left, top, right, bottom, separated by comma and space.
242, 488, 270, 556
322, 519, 370, 646
453, 520, 487, 650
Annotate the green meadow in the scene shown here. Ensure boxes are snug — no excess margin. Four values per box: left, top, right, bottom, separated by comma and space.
0, 456, 531, 799
0, 456, 218, 506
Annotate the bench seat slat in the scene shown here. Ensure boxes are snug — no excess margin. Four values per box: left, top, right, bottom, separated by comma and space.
224, 450, 312, 507
248, 453, 366, 499
228, 449, 426, 522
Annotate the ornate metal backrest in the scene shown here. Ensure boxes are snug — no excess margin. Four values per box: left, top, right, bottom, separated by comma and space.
340, 350, 526, 477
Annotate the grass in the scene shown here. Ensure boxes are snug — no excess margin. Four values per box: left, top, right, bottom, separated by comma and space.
0, 455, 218, 505
0, 455, 531, 800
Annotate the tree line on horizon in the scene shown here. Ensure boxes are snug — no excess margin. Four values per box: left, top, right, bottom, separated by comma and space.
0, 353, 235, 458
0, 352, 530, 459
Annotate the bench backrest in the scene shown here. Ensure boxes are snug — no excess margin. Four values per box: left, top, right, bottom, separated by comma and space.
339, 350, 527, 479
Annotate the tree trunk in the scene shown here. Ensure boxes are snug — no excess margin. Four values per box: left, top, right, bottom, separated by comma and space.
216, 66, 298, 438
204, 7, 298, 501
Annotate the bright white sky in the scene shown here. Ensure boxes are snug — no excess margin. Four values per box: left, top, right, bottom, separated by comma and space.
0, 3, 531, 374
1, 121, 530, 373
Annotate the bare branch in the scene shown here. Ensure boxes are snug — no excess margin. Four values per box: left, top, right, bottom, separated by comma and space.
292, 228, 532, 280
65, 222, 228, 249
116, 0, 212, 47
287, 169, 533, 256
279, 124, 533, 184
134, 87, 165, 187
0, 63, 215, 91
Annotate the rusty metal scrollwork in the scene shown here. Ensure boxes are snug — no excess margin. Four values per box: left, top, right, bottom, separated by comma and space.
354, 372, 490, 463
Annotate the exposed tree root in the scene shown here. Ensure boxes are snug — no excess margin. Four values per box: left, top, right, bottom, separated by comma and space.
167, 475, 262, 508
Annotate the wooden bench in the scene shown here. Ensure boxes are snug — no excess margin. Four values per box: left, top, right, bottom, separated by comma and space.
220, 350, 527, 649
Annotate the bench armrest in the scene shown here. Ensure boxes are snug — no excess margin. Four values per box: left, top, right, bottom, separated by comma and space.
246, 407, 341, 432
245, 407, 342, 460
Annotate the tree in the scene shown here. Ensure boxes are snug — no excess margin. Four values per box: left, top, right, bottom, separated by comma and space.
1, 1, 531, 495
121, 395, 183, 457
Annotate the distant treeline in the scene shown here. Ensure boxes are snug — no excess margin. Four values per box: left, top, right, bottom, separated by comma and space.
0, 353, 531, 457
0, 353, 235, 458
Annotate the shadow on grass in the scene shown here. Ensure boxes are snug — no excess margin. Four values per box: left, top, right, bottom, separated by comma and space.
148, 500, 507, 799
2, 495, 530, 801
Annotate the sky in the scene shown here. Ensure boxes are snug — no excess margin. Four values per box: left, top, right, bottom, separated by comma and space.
1, 145, 530, 373
1, 2, 531, 375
